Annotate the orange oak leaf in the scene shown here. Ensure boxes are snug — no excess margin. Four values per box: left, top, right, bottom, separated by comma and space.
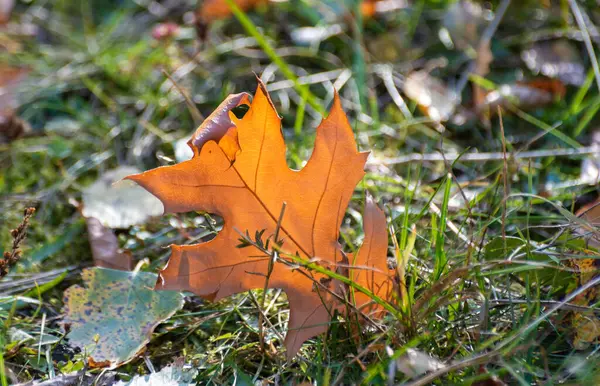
128, 81, 392, 357
348, 196, 392, 319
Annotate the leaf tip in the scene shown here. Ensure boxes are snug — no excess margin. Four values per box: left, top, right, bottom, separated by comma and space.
254, 77, 281, 120
364, 193, 383, 215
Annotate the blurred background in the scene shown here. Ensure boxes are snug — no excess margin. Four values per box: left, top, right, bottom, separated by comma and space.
4, 0, 600, 384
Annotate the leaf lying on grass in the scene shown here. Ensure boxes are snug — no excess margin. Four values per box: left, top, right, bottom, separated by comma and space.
402, 70, 459, 122
82, 166, 163, 229
85, 216, 132, 271
128, 80, 394, 358
62, 267, 183, 368
478, 79, 566, 113
521, 40, 585, 86
395, 348, 445, 379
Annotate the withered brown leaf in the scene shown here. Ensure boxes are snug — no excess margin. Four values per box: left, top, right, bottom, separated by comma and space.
128, 81, 392, 357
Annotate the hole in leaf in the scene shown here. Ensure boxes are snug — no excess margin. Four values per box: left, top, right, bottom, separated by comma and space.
231, 104, 250, 119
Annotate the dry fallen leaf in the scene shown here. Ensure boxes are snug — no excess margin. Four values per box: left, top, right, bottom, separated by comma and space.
472, 365, 507, 386
478, 79, 566, 113
402, 70, 459, 122
0, 65, 27, 111
522, 40, 585, 86
82, 166, 164, 229
85, 216, 133, 271
395, 348, 445, 379
0, 65, 30, 145
63, 267, 184, 369
348, 196, 391, 318
196, 0, 268, 23
440, 0, 490, 50
128, 81, 392, 357
0, 0, 14, 25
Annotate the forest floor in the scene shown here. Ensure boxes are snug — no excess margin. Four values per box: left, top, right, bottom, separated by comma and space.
3, 0, 600, 384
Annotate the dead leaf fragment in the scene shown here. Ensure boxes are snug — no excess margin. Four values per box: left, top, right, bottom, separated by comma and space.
196, 0, 268, 23
402, 71, 459, 122
85, 216, 133, 271
0, 66, 30, 144
82, 166, 164, 229
0, 0, 14, 25
522, 40, 585, 86
63, 267, 183, 369
472, 365, 507, 386
441, 0, 490, 50
0, 114, 30, 145
479, 80, 565, 113
0, 65, 28, 112
187, 92, 250, 159
395, 348, 445, 378
128, 81, 393, 357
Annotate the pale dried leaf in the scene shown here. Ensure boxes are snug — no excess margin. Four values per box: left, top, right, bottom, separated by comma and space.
479, 81, 565, 112
395, 349, 445, 378
85, 216, 133, 271
522, 40, 585, 86
441, 0, 490, 50
82, 166, 163, 229
403, 71, 459, 122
